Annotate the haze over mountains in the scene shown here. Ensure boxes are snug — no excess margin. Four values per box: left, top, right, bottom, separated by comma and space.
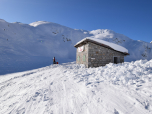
0, 19, 152, 74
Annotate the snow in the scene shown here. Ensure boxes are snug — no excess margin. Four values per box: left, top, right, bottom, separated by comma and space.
0, 19, 6, 23
150, 41, 152, 43
0, 60, 152, 114
89, 29, 115, 39
29, 21, 51, 27
76, 37, 128, 53
0, 19, 152, 75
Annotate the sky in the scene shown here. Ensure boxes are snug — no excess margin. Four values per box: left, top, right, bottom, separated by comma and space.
0, 0, 152, 43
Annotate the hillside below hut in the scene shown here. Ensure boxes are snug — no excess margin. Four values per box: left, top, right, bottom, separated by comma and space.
74, 38, 129, 68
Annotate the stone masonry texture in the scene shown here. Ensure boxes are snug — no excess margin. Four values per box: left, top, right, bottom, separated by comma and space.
76, 42, 125, 68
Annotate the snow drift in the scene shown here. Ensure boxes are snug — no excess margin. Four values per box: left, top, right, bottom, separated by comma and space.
0, 19, 152, 74
0, 59, 152, 114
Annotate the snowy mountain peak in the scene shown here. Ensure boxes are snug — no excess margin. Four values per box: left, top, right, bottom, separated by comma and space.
29, 21, 52, 27
0, 18, 152, 75
0, 19, 6, 22
88, 29, 130, 41
89, 29, 113, 35
150, 41, 152, 43
90, 29, 111, 34
89, 29, 114, 39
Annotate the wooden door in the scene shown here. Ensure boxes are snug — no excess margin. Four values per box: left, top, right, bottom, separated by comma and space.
114, 57, 117, 64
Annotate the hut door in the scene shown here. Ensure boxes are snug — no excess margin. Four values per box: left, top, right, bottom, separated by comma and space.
114, 57, 118, 64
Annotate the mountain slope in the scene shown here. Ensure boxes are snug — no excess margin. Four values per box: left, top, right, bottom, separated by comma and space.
0, 19, 152, 74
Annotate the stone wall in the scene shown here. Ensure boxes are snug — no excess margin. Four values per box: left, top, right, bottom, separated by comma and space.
88, 42, 124, 68
76, 43, 89, 67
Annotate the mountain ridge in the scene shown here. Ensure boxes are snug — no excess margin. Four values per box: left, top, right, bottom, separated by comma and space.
0, 19, 152, 75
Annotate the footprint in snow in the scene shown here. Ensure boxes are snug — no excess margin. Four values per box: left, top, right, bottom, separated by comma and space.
114, 109, 119, 114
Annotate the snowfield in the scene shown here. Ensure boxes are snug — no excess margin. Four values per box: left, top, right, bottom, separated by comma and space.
0, 60, 152, 114
0, 19, 152, 75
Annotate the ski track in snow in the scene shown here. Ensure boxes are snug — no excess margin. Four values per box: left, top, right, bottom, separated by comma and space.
0, 60, 152, 114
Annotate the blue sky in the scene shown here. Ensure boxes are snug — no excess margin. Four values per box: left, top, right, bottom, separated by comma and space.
0, 0, 152, 43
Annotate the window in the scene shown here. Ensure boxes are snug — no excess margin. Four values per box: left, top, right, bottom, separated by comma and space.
83, 55, 85, 61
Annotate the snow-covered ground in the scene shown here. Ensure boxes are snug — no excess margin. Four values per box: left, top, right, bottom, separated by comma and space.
0, 19, 152, 113
0, 59, 152, 114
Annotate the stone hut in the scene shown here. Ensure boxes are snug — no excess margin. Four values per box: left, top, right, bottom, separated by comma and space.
74, 38, 129, 68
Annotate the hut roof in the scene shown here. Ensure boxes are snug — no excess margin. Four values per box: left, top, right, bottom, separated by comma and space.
74, 38, 129, 55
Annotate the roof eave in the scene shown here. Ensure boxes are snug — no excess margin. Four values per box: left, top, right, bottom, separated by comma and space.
74, 38, 129, 56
